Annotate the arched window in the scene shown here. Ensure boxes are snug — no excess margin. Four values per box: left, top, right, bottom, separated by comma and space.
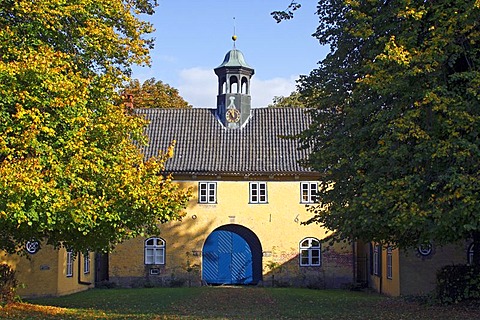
468, 243, 474, 265
418, 242, 433, 256
299, 237, 321, 267
219, 77, 227, 94
241, 77, 249, 94
145, 237, 165, 265
229, 75, 239, 93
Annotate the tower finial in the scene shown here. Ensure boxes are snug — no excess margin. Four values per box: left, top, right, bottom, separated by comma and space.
232, 17, 237, 48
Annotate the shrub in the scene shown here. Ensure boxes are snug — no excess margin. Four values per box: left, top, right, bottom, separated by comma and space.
0, 264, 18, 304
436, 265, 480, 304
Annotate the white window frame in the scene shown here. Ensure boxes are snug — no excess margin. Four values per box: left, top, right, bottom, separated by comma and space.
300, 182, 318, 204
145, 237, 165, 265
66, 251, 74, 277
249, 182, 268, 204
83, 252, 90, 274
199, 182, 217, 204
299, 237, 321, 267
386, 247, 393, 279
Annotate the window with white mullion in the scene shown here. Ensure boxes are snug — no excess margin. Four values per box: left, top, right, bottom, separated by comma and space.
250, 182, 267, 204
373, 244, 381, 276
300, 182, 318, 203
386, 247, 393, 279
250, 183, 258, 202
83, 252, 90, 274
145, 238, 166, 265
66, 251, 74, 277
299, 238, 321, 267
199, 182, 217, 204
259, 183, 267, 203
208, 183, 216, 203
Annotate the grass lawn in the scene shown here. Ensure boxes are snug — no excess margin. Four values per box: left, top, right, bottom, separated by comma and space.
1, 287, 479, 319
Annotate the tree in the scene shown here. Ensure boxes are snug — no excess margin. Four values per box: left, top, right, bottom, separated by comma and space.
123, 78, 192, 109
297, 1, 480, 263
268, 91, 305, 108
271, 1, 302, 23
0, 0, 191, 254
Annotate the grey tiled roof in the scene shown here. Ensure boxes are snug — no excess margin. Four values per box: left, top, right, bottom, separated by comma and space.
135, 108, 312, 176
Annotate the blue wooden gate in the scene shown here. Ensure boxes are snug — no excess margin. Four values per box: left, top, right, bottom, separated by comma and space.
202, 230, 253, 285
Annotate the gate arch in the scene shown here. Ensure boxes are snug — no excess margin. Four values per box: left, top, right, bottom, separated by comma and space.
202, 224, 262, 285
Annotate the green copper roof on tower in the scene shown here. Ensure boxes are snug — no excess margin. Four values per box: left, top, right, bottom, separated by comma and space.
216, 49, 253, 69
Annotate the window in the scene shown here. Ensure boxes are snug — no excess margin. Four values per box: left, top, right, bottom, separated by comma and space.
145, 237, 165, 265
25, 240, 40, 254
373, 244, 381, 276
66, 251, 74, 277
83, 252, 90, 274
386, 247, 393, 279
299, 238, 321, 267
199, 182, 216, 204
300, 182, 318, 203
468, 243, 474, 265
250, 182, 267, 203
418, 242, 433, 256
150, 268, 160, 275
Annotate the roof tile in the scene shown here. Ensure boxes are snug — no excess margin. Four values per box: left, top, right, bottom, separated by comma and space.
135, 108, 311, 175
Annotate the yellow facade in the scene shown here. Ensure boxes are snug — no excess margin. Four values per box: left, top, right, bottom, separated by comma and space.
109, 178, 355, 288
361, 242, 471, 296
398, 243, 468, 296
1, 246, 95, 298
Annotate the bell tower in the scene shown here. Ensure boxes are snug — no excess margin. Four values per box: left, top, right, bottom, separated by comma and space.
214, 35, 254, 129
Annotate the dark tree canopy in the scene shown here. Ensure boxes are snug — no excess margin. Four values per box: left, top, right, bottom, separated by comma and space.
298, 1, 480, 263
271, 1, 302, 23
123, 78, 192, 109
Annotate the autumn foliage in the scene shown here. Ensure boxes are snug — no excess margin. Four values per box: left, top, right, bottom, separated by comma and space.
0, 0, 191, 254
123, 78, 192, 109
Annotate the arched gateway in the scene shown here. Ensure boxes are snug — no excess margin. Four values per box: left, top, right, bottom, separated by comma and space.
202, 224, 262, 285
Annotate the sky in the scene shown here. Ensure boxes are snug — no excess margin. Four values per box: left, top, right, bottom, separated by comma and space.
132, 0, 329, 108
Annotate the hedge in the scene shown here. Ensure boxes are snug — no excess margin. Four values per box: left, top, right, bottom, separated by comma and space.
436, 265, 480, 304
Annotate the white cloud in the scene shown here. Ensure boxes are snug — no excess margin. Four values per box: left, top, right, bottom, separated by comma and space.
177, 67, 298, 109
250, 76, 298, 108
177, 68, 217, 108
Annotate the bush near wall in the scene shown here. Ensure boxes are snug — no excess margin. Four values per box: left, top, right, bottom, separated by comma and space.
436, 265, 480, 304
0, 264, 18, 304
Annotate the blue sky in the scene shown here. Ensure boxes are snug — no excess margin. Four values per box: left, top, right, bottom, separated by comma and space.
132, 1, 329, 108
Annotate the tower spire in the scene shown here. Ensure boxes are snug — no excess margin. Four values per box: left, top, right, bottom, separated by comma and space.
232, 17, 237, 48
